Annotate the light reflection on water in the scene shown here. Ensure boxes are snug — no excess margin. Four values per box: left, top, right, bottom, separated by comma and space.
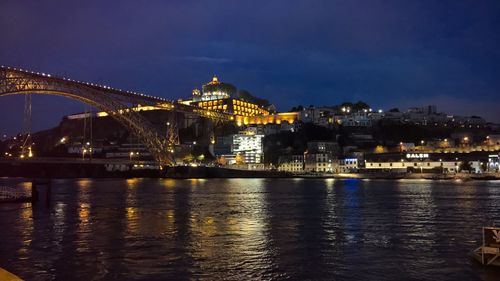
0, 178, 499, 280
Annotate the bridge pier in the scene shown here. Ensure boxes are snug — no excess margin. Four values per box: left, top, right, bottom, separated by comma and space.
31, 178, 52, 206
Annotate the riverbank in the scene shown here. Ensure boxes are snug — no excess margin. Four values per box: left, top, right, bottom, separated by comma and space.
295, 172, 500, 180
0, 161, 498, 180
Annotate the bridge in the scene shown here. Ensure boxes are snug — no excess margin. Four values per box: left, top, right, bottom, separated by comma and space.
0, 66, 234, 166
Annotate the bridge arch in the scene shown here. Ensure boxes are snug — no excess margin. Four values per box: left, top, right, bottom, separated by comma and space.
0, 67, 173, 165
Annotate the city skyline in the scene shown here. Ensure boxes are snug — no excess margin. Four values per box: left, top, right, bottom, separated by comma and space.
1, 0, 500, 135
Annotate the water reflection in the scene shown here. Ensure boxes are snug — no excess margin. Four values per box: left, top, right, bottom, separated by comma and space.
0, 178, 499, 280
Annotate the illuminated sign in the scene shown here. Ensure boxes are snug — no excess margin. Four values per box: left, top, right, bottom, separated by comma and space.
406, 153, 429, 159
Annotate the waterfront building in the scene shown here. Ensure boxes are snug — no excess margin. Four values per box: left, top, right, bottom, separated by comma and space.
337, 157, 360, 173
304, 152, 333, 173
278, 155, 304, 173
302, 141, 340, 173
214, 130, 264, 164
232, 133, 264, 163
487, 154, 499, 172
364, 153, 461, 173
364, 159, 459, 173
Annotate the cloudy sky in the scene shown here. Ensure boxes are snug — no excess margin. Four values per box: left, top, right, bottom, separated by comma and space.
1, 0, 499, 135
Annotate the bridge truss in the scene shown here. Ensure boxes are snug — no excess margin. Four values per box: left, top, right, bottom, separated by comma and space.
0, 66, 177, 165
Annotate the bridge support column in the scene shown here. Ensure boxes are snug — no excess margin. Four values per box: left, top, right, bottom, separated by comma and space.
31, 178, 52, 206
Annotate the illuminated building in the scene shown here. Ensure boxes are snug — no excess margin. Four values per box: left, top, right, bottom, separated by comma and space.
192, 76, 270, 117
488, 154, 499, 172
302, 141, 340, 173
304, 153, 333, 173
338, 158, 359, 173
214, 129, 264, 164
364, 153, 461, 173
278, 155, 304, 173
364, 159, 459, 173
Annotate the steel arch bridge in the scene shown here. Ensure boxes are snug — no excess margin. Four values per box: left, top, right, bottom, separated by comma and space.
0, 66, 192, 166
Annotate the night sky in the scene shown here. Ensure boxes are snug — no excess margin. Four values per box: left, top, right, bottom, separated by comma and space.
1, 0, 499, 136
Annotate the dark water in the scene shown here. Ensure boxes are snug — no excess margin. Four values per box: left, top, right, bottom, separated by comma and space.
1, 178, 500, 281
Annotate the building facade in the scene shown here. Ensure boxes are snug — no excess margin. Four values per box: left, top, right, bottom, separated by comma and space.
192, 76, 270, 117
214, 130, 264, 164
304, 153, 333, 173
278, 155, 304, 173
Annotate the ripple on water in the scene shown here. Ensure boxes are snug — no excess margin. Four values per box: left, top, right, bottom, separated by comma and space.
0, 178, 499, 280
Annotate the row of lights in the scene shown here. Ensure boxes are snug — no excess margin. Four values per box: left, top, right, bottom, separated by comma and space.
1, 65, 174, 104
341, 107, 383, 113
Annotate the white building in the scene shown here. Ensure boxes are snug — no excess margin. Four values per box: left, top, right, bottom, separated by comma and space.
232, 133, 264, 163
365, 159, 460, 173
216, 130, 265, 164
487, 154, 499, 172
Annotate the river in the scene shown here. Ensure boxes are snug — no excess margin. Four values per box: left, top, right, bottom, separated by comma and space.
0, 178, 499, 280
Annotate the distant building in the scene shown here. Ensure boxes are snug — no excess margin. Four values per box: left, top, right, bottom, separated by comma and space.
337, 158, 360, 173
247, 122, 295, 136
214, 130, 264, 164
297, 106, 337, 128
399, 142, 416, 152
364, 153, 462, 173
278, 155, 304, 173
487, 154, 499, 172
338, 112, 372, 127
191, 76, 270, 117
304, 152, 333, 173
307, 141, 340, 155
487, 135, 500, 146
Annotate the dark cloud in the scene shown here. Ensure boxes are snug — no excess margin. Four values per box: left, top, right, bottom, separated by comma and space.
0, 0, 499, 135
